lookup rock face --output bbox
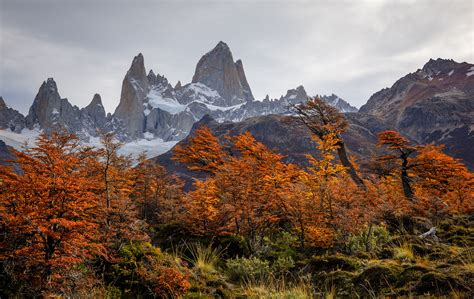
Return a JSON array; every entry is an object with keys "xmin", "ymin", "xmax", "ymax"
[
  {"xmin": 104, "ymin": 42, "xmax": 355, "ymax": 142},
  {"xmin": 0, "ymin": 97, "xmax": 25, "ymax": 133},
  {"xmin": 113, "ymin": 53, "xmax": 149, "ymax": 139},
  {"xmin": 23, "ymin": 78, "xmax": 107, "ymax": 138},
  {"xmin": 80, "ymin": 93, "xmax": 107, "ymax": 136},
  {"xmin": 0, "ymin": 139, "xmax": 18, "ymax": 172},
  {"xmin": 235, "ymin": 59, "xmax": 254, "ymax": 102},
  {"xmin": 191, "ymin": 41, "xmax": 250, "ymax": 105},
  {"xmin": 25, "ymin": 78, "xmax": 87, "ymax": 134},
  {"xmin": 320, "ymin": 94, "xmax": 358, "ymax": 113},
  {"xmin": 359, "ymin": 58, "xmax": 474, "ymax": 168},
  {"xmin": 26, "ymin": 78, "xmax": 64, "ymax": 129}
]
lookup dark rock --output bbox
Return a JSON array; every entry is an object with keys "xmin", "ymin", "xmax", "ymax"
[
  {"xmin": 192, "ymin": 41, "xmax": 246, "ymax": 105},
  {"xmin": 0, "ymin": 96, "xmax": 25, "ymax": 133}
]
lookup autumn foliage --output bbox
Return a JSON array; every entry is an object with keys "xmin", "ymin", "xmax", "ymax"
[
  {"xmin": 0, "ymin": 119, "xmax": 472, "ymax": 296},
  {"xmin": 0, "ymin": 132, "xmax": 189, "ymax": 297}
]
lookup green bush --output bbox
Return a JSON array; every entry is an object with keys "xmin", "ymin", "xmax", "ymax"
[
  {"xmin": 347, "ymin": 224, "xmax": 391, "ymax": 254},
  {"xmin": 226, "ymin": 256, "xmax": 271, "ymax": 282},
  {"xmin": 256, "ymin": 232, "xmax": 298, "ymax": 261},
  {"xmin": 271, "ymin": 256, "xmax": 295, "ymax": 276}
]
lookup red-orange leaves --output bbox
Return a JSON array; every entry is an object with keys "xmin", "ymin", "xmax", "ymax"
[
  {"xmin": 173, "ymin": 126, "xmax": 227, "ymax": 173},
  {"xmin": 0, "ymin": 132, "xmax": 102, "ymax": 292}
]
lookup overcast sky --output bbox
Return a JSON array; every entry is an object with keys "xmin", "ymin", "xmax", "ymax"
[{"xmin": 1, "ymin": 0, "xmax": 472, "ymax": 114}]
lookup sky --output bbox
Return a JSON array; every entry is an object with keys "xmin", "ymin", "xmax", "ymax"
[{"xmin": 0, "ymin": 0, "xmax": 472, "ymax": 114}]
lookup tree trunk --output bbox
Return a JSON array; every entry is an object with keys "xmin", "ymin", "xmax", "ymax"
[
  {"xmin": 401, "ymin": 154, "xmax": 414, "ymax": 200},
  {"xmin": 336, "ymin": 141, "xmax": 366, "ymax": 190}
]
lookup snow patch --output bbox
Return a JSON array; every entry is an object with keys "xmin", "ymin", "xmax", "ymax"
[
  {"xmin": 120, "ymin": 138, "xmax": 178, "ymax": 159},
  {"xmin": 52, "ymin": 108, "xmax": 59, "ymax": 115},
  {"xmin": 0, "ymin": 128, "xmax": 41, "ymax": 149},
  {"xmin": 195, "ymin": 101, "xmax": 245, "ymax": 112},
  {"xmin": 0, "ymin": 128, "xmax": 177, "ymax": 160},
  {"xmin": 448, "ymin": 70, "xmax": 454, "ymax": 76},
  {"xmin": 466, "ymin": 66, "xmax": 474, "ymax": 77},
  {"xmin": 143, "ymin": 131, "xmax": 154, "ymax": 140},
  {"xmin": 146, "ymin": 88, "xmax": 186, "ymax": 114}
]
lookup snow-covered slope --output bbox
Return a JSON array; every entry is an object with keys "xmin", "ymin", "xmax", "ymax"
[{"xmin": 0, "ymin": 128, "xmax": 177, "ymax": 159}]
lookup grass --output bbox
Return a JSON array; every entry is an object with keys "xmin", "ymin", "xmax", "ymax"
[
  {"xmin": 242, "ymin": 276, "xmax": 314, "ymax": 299},
  {"xmin": 393, "ymin": 243, "xmax": 415, "ymax": 261},
  {"xmin": 182, "ymin": 242, "xmax": 224, "ymax": 275}
]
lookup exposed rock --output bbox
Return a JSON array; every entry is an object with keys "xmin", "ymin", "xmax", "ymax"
[
  {"xmin": 26, "ymin": 78, "xmax": 63, "ymax": 129},
  {"xmin": 112, "ymin": 53, "xmax": 149, "ymax": 139},
  {"xmin": 235, "ymin": 59, "xmax": 254, "ymax": 102},
  {"xmin": 320, "ymin": 94, "xmax": 358, "ymax": 113},
  {"xmin": 25, "ymin": 78, "xmax": 83, "ymax": 133},
  {"xmin": 192, "ymin": 41, "xmax": 246, "ymax": 105},
  {"xmin": 80, "ymin": 93, "xmax": 107, "ymax": 136},
  {"xmin": 0, "ymin": 97, "xmax": 25, "ymax": 133},
  {"xmin": 174, "ymin": 81, "xmax": 182, "ymax": 90},
  {"xmin": 0, "ymin": 139, "xmax": 19, "ymax": 173}
]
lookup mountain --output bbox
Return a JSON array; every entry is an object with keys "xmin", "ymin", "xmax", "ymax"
[
  {"xmin": 0, "ymin": 96, "xmax": 25, "ymax": 133},
  {"xmin": 192, "ymin": 41, "xmax": 254, "ymax": 103},
  {"xmin": 0, "ymin": 42, "xmax": 358, "ymax": 147},
  {"xmin": 3, "ymin": 44, "xmax": 470, "ymax": 170},
  {"xmin": 320, "ymin": 94, "xmax": 358, "ymax": 113},
  {"xmin": 101, "ymin": 42, "xmax": 357, "ymax": 142},
  {"xmin": 22, "ymin": 78, "xmax": 108, "ymax": 139},
  {"xmin": 359, "ymin": 58, "xmax": 474, "ymax": 168}
]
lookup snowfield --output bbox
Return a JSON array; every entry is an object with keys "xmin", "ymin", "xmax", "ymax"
[
  {"xmin": 146, "ymin": 88, "xmax": 186, "ymax": 114},
  {"xmin": 0, "ymin": 128, "xmax": 177, "ymax": 160}
]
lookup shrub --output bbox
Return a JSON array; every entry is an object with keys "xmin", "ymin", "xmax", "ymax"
[
  {"xmin": 226, "ymin": 256, "xmax": 271, "ymax": 282},
  {"xmin": 347, "ymin": 224, "xmax": 391, "ymax": 254},
  {"xmin": 106, "ymin": 241, "xmax": 190, "ymax": 297}
]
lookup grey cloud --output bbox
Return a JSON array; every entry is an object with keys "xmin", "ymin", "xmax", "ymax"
[{"xmin": 0, "ymin": 0, "xmax": 472, "ymax": 115}]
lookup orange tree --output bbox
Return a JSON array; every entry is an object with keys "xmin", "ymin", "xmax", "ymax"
[
  {"xmin": 293, "ymin": 97, "xmax": 366, "ymax": 189},
  {"xmin": 0, "ymin": 132, "xmax": 102, "ymax": 294},
  {"xmin": 132, "ymin": 153, "xmax": 185, "ymax": 225},
  {"xmin": 378, "ymin": 130, "xmax": 473, "ymax": 216},
  {"xmin": 173, "ymin": 128, "xmax": 300, "ymax": 251},
  {"xmin": 411, "ymin": 145, "xmax": 474, "ymax": 215}
]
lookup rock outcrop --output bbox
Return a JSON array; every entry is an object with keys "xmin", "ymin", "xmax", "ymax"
[
  {"xmin": 235, "ymin": 59, "xmax": 254, "ymax": 102},
  {"xmin": 0, "ymin": 97, "xmax": 25, "ymax": 133},
  {"xmin": 320, "ymin": 94, "xmax": 358, "ymax": 113},
  {"xmin": 113, "ymin": 53, "xmax": 149, "ymax": 139},
  {"xmin": 191, "ymin": 41, "xmax": 248, "ymax": 105},
  {"xmin": 25, "ymin": 78, "xmax": 84, "ymax": 133}
]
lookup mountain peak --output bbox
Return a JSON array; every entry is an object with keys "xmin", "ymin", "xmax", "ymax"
[
  {"xmin": 422, "ymin": 58, "xmax": 459, "ymax": 74},
  {"xmin": 127, "ymin": 53, "xmax": 146, "ymax": 79},
  {"xmin": 41, "ymin": 77, "xmax": 58, "ymax": 92},
  {"xmin": 192, "ymin": 41, "xmax": 246, "ymax": 105},
  {"xmin": 0, "ymin": 96, "xmax": 5, "ymax": 108},
  {"xmin": 215, "ymin": 41, "xmax": 229, "ymax": 50},
  {"xmin": 234, "ymin": 59, "xmax": 254, "ymax": 101},
  {"xmin": 90, "ymin": 93, "xmax": 102, "ymax": 106}
]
